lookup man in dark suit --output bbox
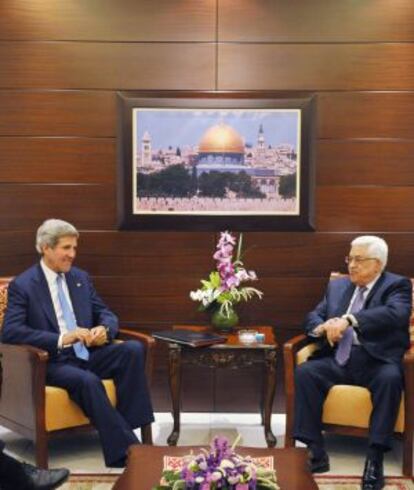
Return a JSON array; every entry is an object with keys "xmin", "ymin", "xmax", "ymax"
[
  {"xmin": 0, "ymin": 439, "xmax": 69, "ymax": 490},
  {"xmin": 2, "ymin": 219, "xmax": 154, "ymax": 468},
  {"xmin": 293, "ymin": 235, "xmax": 412, "ymax": 490}
]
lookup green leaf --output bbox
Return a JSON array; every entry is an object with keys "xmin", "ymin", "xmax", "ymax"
[
  {"xmin": 201, "ymin": 279, "xmax": 212, "ymax": 289},
  {"xmin": 209, "ymin": 271, "xmax": 221, "ymax": 288}
]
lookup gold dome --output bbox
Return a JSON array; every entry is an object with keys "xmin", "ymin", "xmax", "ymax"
[{"xmin": 199, "ymin": 123, "xmax": 244, "ymax": 154}]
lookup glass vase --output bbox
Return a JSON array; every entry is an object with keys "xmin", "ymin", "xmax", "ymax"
[{"xmin": 211, "ymin": 305, "xmax": 239, "ymax": 333}]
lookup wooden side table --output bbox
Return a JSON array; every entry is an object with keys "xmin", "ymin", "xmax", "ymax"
[{"xmin": 166, "ymin": 325, "xmax": 278, "ymax": 447}]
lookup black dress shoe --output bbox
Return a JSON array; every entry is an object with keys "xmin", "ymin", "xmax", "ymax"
[
  {"xmin": 308, "ymin": 452, "xmax": 330, "ymax": 473},
  {"xmin": 22, "ymin": 463, "xmax": 70, "ymax": 490},
  {"xmin": 361, "ymin": 458, "xmax": 384, "ymax": 490}
]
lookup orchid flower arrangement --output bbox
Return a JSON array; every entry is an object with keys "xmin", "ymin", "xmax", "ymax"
[
  {"xmin": 190, "ymin": 232, "xmax": 263, "ymax": 318},
  {"xmin": 153, "ymin": 436, "xmax": 279, "ymax": 490}
]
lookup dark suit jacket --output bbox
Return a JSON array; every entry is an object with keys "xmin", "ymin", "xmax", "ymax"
[
  {"xmin": 305, "ymin": 271, "xmax": 412, "ymax": 363},
  {"xmin": 1, "ymin": 263, "xmax": 118, "ymax": 358}
]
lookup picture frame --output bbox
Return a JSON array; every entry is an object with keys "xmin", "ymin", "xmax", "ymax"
[{"xmin": 117, "ymin": 91, "xmax": 315, "ymax": 231}]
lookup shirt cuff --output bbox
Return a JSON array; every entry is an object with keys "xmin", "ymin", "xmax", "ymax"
[
  {"xmin": 104, "ymin": 326, "xmax": 111, "ymax": 343},
  {"xmin": 58, "ymin": 333, "xmax": 64, "ymax": 350}
]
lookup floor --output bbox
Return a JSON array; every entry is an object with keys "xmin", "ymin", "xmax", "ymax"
[{"xmin": 0, "ymin": 413, "xmax": 404, "ymax": 476}]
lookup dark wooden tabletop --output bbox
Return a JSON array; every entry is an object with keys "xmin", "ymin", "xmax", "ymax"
[
  {"xmin": 113, "ymin": 445, "xmax": 317, "ymax": 490},
  {"xmin": 172, "ymin": 325, "xmax": 278, "ymax": 349}
]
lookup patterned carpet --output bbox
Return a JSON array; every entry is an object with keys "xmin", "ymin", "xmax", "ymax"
[
  {"xmin": 61, "ymin": 474, "xmax": 414, "ymax": 489},
  {"xmin": 60, "ymin": 474, "xmax": 117, "ymax": 489},
  {"xmin": 315, "ymin": 475, "xmax": 414, "ymax": 490}
]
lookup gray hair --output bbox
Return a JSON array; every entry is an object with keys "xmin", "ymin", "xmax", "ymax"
[
  {"xmin": 36, "ymin": 219, "xmax": 79, "ymax": 254},
  {"xmin": 351, "ymin": 235, "xmax": 388, "ymax": 270}
]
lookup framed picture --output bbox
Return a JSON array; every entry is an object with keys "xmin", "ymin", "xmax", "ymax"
[{"xmin": 117, "ymin": 92, "xmax": 315, "ymax": 231}]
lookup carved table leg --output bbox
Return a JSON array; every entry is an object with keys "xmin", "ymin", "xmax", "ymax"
[
  {"xmin": 259, "ymin": 365, "xmax": 265, "ymax": 426},
  {"xmin": 167, "ymin": 345, "xmax": 182, "ymax": 446},
  {"xmin": 263, "ymin": 349, "xmax": 277, "ymax": 447}
]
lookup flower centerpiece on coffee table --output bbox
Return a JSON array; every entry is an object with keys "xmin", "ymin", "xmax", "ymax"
[
  {"xmin": 190, "ymin": 231, "xmax": 263, "ymax": 331},
  {"xmin": 153, "ymin": 436, "xmax": 279, "ymax": 490}
]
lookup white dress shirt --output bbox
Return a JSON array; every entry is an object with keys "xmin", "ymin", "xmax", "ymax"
[{"xmin": 40, "ymin": 260, "xmax": 75, "ymax": 348}]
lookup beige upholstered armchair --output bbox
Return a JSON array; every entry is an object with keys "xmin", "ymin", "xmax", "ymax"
[
  {"xmin": 0, "ymin": 277, "xmax": 155, "ymax": 468},
  {"xmin": 283, "ymin": 274, "xmax": 414, "ymax": 476}
]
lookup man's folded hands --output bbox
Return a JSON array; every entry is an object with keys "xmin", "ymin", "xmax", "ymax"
[{"xmin": 314, "ymin": 317, "xmax": 350, "ymax": 346}]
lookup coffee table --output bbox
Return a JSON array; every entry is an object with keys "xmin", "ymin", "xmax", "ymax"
[
  {"xmin": 113, "ymin": 445, "xmax": 317, "ymax": 489},
  {"xmin": 167, "ymin": 325, "xmax": 278, "ymax": 447}
]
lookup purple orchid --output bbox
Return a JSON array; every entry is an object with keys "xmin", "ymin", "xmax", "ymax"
[{"xmin": 189, "ymin": 231, "xmax": 263, "ymax": 317}]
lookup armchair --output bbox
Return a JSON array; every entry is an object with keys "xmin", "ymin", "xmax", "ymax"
[
  {"xmin": 0, "ymin": 277, "xmax": 155, "ymax": 468},
  {"xmin": 284, "ymin": 274, "xmax": 414, "ymax": 476}
]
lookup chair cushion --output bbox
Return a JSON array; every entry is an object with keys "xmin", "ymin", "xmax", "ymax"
[
  {"xmin": 45, "ymin": 379, "xmax": 117, "ymax": 431},
  {"xmin": 322, "ymin": 385, "xmax": 404, "ymax": 433}
]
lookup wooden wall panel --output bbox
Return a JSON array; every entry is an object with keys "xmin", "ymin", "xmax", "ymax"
[
  {"xmin": 92, "ymin": 276, "xmax": 326, "ymax": 329},
  {"xmin": 317, "ymin": 141, "xmax": 414, "ymax": 186},
  {"xmin": 219, "ymin": 0, "xmax": 414, "ymax": 42},
  {"xmin": 3, "ymin": 91, "xmax": 414, "ymax": 140},
  {"xmin": 0, "ymin": 0, "xmax": 216, "ymax": 42},
  {"xmin": 0, "ymin": 185, "xmax": 115, "ymax": 230},
  {"xmin": 0, "ymin": 43, "xmax": 216, "ymax": 90},
  {"xmin": 0, "ymin": 91, "xmax": 116, "ymax": 137},
  {"xmin": 218, "ymin": 44, "xmax": 414, "ymax": 91},
  {"xmin": 318, "ymin": 92, "xmax": 414, "ymax": 140},
  {"xmin": 0, "ymin": 138, "xmax": 115, "ymax": 183},
  {"xmin": 317, "ymin": 187, "xmax": 414, "ymax": 232},
  {"xmin": 0, "ymin": 232, "xmax": 33, "ymax": 256}
]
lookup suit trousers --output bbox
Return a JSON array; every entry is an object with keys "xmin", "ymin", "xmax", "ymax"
[
  {"xmin": 46, "ymin": 341, "xmax": 154, "ymax": 466},
  {"xmin": 0, "ymin": 439, "xmax": 32, "ymax": 490},
  {"xmin": 293, "ymin": 345, "xmax": 403, "ymax": 450}
]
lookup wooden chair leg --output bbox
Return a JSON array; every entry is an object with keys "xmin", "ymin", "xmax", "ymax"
[
  {"xmin": 284, "ymin": 409, "xmax": 296, "ymax": 448},
  {"xmin": 402, "ymin": 429, "xmax": 413, "ymax": 477},
  {"xmin": 35, "ymin": 431, "xmax": 49, "ymax": 469},
  {"xmin": 284, "ymin": 434, "xmax": 295, "ymax": 448},
  {"xmin": 141, "ymin": 423, "xmax": 153, "ymax": 445}
]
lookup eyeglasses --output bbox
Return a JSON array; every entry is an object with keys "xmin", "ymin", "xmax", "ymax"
[{"xmin": 345, "ymin": 256, "xmax": 377, "ymax": 265}]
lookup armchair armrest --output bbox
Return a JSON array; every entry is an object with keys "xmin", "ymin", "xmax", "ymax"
[
  {"xmin": 0, "ymin": 343, "xmax": 48, "ymax": 437},
  {"xmin": 403, "ymin": 346, "xmax": 414, "ymax": 428},
  {"xmin": 283, "ymin": 334, "xmax": 310, "ymax": 401},
  {"xmin": 118, "ymin": 328, "xmax": 155, "ymax": 385}
]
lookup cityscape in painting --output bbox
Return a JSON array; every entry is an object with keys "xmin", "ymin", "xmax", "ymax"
[{"xmin": 133, "ymin": 109, "xmax": 301, "ymax": 215}]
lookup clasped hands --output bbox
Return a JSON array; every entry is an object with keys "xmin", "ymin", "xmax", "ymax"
[
  {"xmin": 313, "ymin": 317, "xmax": 350, "ymax": 346},
  {"xmin": 62, "ymin": 326, "xmax": 107, "ymax": 348}
]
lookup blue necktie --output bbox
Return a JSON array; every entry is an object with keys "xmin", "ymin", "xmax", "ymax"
[
  {"xmin": 56, "ymin": 274, "xmax": 89, "ymax": 361},
  {"xmin": 335, "ymin": 286, "xmax": 367, "ymax": 366}
]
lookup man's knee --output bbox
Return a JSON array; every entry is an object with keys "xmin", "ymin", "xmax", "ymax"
[
  {"xmin": 80, "ymin": 371, "xmax": 104, "ymax": 391},
  {"xmin": 295, "ymin": 362, "xmax": 315, "ymax": 386},
  {"xmin": 371, "ymin": 366, "xmax": 403, "ymax": 392},
  {"xmin": 120, "ymin": 340, "xmax": 144, "ymax": 355},
  {"xmin": 118, "ymin": 341, "xmax": 145, "ymax": 365}
]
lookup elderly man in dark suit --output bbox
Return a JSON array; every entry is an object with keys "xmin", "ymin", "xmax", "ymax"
[
  {"xmin": 2, "ymin": 219, "xmax": 154, "ymax": 468},
  {"xmin": 293, "ymin": 235, "xmax": 412, "ymax": 490}
]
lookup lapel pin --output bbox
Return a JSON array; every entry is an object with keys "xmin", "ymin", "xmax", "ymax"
[{"xmin": 77, "ymin": 283, "xmax": 82, "ymax": 287}]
